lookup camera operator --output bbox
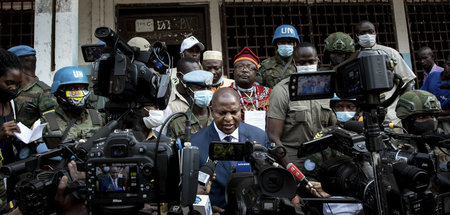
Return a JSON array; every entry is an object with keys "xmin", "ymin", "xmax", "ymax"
[
  {"xmin": 42, "ymin": 66, "xmax": 104, "ymax": 142},
  {"xmin": 267, "ymin": 43, "xmax": 336, "ymax": 177},
  {"xmin": 167, "ymin": 70, "xmax": 214, "ymax": 140},
  {"xmin": 330, "ymin": 95, "xmax": 362, "ymax": 124},
  {"xmin": 395, "ymin": 90, "xmax": 448, "ymax": 157},
  {"xmin": 191, "ymin": 88, "xmax": 270, "ymax": 212}
]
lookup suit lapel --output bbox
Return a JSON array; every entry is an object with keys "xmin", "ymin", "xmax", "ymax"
[
  {"xmin": 208, "ymin": 122, "xmax": 220, "ymax": 142},
  {"xmin": 238, "ymin": 123, "xmax": 247, "ymax": 142}
]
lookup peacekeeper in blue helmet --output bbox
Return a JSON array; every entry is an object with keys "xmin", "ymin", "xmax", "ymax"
[
  {"xmin": 330, "ymin": 94, "xmax": 362, "ymax": 124},
  {"xmin": 257, "ymin": 24, "xmax": 300, "ymax": 88},
  {"xmin": 42, "ymin": 66, "xmax": 104, "ymax": 143}
]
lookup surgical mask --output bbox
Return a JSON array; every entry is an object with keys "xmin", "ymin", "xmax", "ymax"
[
  {"xmin": 143, "ymin": 109, "xmax": 165, "ymax": 129},
  {"xmin": 358, "ymin": 34, "xmax": 376, "ymax": 48},
  {"xmin": 103, "ymin": 166, "xmax": 110, "ymax": 173},
  {"xmin": 0, "ymin": 87, "xmax": 17, "ymax": 103},
  {"xmin": 65, "ymin": 90, "xmax": 90, "ymax": 107},
  {"xmin": 412, "ymin": 119, "xmax": 438, "ymax": 134},
  {"xmin": 278, "ymin": 45, "xmax": 294, "ymax": 57},
  {"xmin": 193, "ymin": 90, "xmax": 213, "ymax": 107},
  {"xmin": 336, "ymin": 111, "xmax": 356, "ymax": 122},
  {"xmin": 296, "ymin": 64, "xmax": 317, "ymax": 73}
]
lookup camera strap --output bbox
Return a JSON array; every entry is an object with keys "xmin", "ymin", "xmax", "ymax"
[
  {"xmin": 277, "ymin": 56, "xmax": 293, "ymax": 83},
  {"xmin": 61, "ymin": 118, "xmax": 76, "ymax": 141}
]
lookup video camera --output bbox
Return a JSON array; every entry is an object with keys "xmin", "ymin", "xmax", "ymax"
[
  {"xmin": 209, "ymin": 141, "xmax": 303, "ymax": 215},
  {"xmin": 86, "ymin": 27, "xmax": 171, "ymax": 111},
  {"xmin": 299, "ymin": 126, "xmax": 448, "ymax": 214},
  {"xmin": 85, "ymin": 130, "xmax": 180, "ymax": 212},
  {"xmin": 288, "ymin": 49, "xmax": 394, "ymax": 101},
  {"xmin": 0, "ymin": 27, "xmax": 186, "ymax": 215}
]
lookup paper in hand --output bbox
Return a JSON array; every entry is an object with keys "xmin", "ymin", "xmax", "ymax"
[{"xmin": 14, "ymin": 119, "xmax": 48, "ymax": 144}]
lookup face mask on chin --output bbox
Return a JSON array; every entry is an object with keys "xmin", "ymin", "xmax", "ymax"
[
  {"xmin": 296, "ymin": 64, "xmax": 318, "ymax": 73},
  {"xmin": 358, "ymin": 34, "xmax": 376, "ymax": 48},
  {"xmin": 0, "ymin": 87, "xmax": 18, "ymax": 103}
]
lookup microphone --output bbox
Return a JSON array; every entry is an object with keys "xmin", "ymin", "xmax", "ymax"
[
  {"xmin": 198, "ymin": 158, "xmax": 216, "ymax": 186},
  {"xmin": 287, "ymin": 163, "xmax": 314, "ymax": 189},
  {"xmin": 343, "ymin": 121, "xmax": 364, "ymax": 133}
]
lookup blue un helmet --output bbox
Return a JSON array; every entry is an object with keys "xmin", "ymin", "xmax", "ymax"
[
  {"xmin": 272, "ymin": 25, "xmax": 300, "ymax": 44},
  {"xmin": 51, "ymin": 66, "xmax": 89, "ymax": 94}
]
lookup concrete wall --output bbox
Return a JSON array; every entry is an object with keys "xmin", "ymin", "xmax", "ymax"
[
  {"xmin": 36, "ymin": 0, "xmax": 413, "ymax": 83},
  {"xmin": 77, "ymin": 0, "xmax": 223, "ymax": 67}
]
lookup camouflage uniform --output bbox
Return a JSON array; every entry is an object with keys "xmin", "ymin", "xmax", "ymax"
[
  {"xmin": 268, "ymin": 78, "xmax": 336, "ymax": 180},
  {"xmin": 167, "ymin": 108, "xmax": 213, "ymax": 140},
  {"xmin": 257, "ymin": 54, "xmax": 296, "ymax": 88},
  {"xmin": 42, "ymin": 105, "xmax": 104, "ymax": 141},
  {"xmin": 14, "ymin": 77, "xmax": 57, "ymax": 128}
]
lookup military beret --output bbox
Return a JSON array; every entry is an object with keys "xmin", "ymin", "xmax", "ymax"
[
  {"xmin": 8, "ymin": 45, "xmax": 36, "ymax": 57},
  {"xmin": 183, "ymin": 70, "xmax": 214, "ymax": 87}
]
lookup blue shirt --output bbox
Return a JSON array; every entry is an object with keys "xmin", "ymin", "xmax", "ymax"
[{"xmin": 421, "ymin": 71, "xmax": 450, "ymax": 108}]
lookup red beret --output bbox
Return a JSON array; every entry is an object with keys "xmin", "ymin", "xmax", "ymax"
[{"xmin": 233, "ymin": 47, "xmax": 260, "ymax": 69}]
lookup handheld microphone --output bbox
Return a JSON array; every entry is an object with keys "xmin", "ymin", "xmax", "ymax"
[
  {"xmin": 287, "ymin": 163, "xmax": 314, "ymax": 189},
  {"xmin": 198, "ymin": 158, "xmax": 216, "ymax": 186}
]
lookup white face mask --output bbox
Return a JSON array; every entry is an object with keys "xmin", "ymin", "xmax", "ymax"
[
  {"xmin": 358, "ymin": 34, "xmax": 376, "ymax": 48},
  {"xmin": 296, "ymin": 64, "xmax": 317, "ymax": 73},
  {"xmin": 143, "ymin": 109, "xmax": 165, "ymax": 129}
]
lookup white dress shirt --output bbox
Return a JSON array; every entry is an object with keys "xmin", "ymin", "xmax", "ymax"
[{"xmin": 214, "ymin": 122, "xmax": 239, "ymax": 142}]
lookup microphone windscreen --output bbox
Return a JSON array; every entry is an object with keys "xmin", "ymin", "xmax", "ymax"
[
  {"xmin": 287, "ymin": 163, "xmax": 305, "ymax": 181},
  {"xmin": 343, "ymin": 121, "xmax": 364, "ymax": 133},
  {"xmin": 199, "ymin": 159, "xmax": 216, "ymax": 177}
]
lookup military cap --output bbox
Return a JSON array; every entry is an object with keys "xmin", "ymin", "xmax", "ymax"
[
  {"xmin": 183, "ymin": 70, "xmax": 214, "ymax": 86},
  {"xmin": 233, "ymin": 47, "xmax": 260, "ymax": 69},
  {"xmin": 8, "ymin": 45, "xmax": 36, "ymax": 57}
]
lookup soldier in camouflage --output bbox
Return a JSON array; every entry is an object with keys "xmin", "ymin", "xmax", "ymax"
[
  {"xmin": 43, "ymin": 66, "xmax": 103, "ymax": 142},
  {"xmin": 396, "ymin": 90, "xmax": 441, "ymax": 148},
  {"xmin": 167, "ymin": 70, "xmax": 214, "ymax": 140},
  {"xmin": 8, "ymin": 45, "xmax": 57, "ymax": 128},
  {"xmin": 257, "ymin": 25, "xmax": 300, "ymax": 88},
  {"xmin": 322, "ymin": 32, "xmax": 355, "ymax": 70}
]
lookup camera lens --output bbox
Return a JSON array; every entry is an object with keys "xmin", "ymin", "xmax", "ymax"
[{"xmin": 393, "ymin": 162, "xmax": 429, "ymax": 193}]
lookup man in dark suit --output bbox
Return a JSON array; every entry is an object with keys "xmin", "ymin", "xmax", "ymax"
[
  {"xmin": 191, "ymin": 88, "xmax": 270, "ymax": 211},
  {"xmin": 100, "ymin": 167, "xmax": 124, "ymax": 191}
]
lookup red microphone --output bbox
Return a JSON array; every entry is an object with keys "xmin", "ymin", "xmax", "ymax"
[{"xmin": 287, "ymin": 163, "xmax": 314, "ymax": 189}]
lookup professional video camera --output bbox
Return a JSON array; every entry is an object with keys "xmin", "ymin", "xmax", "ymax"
[
  {"xmin": 287, "ymin": 48, "xmax": 450, "ymax": 214},
  {"xmin": 0, "ymin": 27, "xmax": 188, "ymax": 215},
  {"xmin": 0, "ymin": 142, "xmax": 85, "ymax": 215},
  {"xmin": 298, "ymin": 126, "xmax": 449, "ymax": 214},
  {"xmin": 209, "ymin": 141, "xmax": 303, "ymax": 215}
]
